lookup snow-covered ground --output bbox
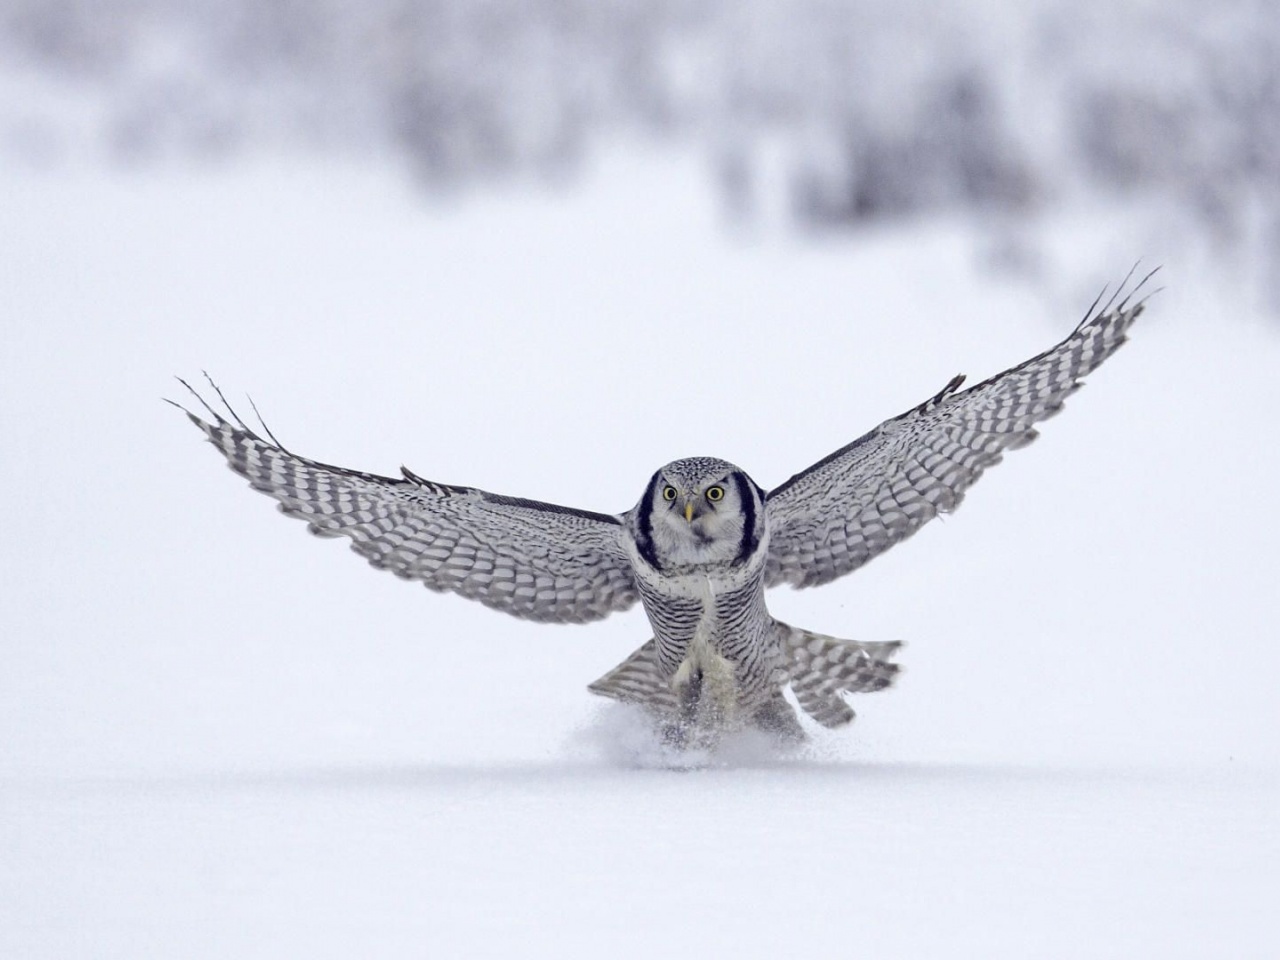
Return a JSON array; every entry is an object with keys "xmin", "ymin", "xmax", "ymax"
[{"xmin": 2, "ymin": 148, "xmax": 1277, "ymax": 957}]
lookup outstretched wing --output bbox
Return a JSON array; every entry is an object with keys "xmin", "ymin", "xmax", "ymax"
[
  {"xmin": 764, "ymin": 273, "xmax": 1153, "ymax": 589},
  {"xmin": 175, "ymin": 382, "xmax": 639, "ymax": 624}
]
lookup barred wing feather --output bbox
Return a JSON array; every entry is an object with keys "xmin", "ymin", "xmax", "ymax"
[
  {"xmin": 764, "ymin": 278, "xmax": 1150, "ymax": 589},
  {"xmin": 178, "ymin": 388, "xmax": 639, "ymax": 624}
]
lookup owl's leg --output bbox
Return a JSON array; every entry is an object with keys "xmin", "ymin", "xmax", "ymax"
[
  {"xmin": 750, "ymin": 691, "xmax": 807, "ymax": 744},
  {"xmin": 649, "ymin": 669, "xmax": 702, "ymax": 749},
  {"xmin": 666, "ymin": 666, "xmax": 724, "ymax": 751},
  {"xmin": 658, "ymin": 718, "xmax": 693, "ymax": 749}
]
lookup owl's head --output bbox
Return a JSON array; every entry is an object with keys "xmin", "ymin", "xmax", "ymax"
[{"xmin": 632, "ymin": 456, "xmax": 765, "ymax": 570}]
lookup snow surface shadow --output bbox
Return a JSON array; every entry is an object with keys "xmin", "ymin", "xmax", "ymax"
[
  {"xmin": 7, "ymin": 757, "xmax": 1263, "ymax": 798},
  {"xmin": 7, "ymin": 710, "xmax": 1267, "ymax": 795}
]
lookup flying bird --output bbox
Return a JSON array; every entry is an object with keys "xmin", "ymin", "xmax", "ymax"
[{"xmin": 175, "ymin": 276, "xmax": 1151, "ymax": 748}]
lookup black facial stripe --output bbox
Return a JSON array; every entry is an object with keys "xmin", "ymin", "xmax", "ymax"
[
  {"xmin": 731, "ymin": 471, "xmax": 759, "ymax": 566},
  {"xmin": 634, "ymin": 469, "xmax": 665, "ymax": 572}
]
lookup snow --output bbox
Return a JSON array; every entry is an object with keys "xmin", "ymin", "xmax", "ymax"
[{"xmin": 2, "ymin": 147, "xmax": 1277, "ymax": 957}]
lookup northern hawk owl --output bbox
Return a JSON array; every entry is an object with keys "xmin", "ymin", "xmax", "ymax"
[{"xmin": 175, "ymin": 278, "xmax": 1150, "ymax": 748}]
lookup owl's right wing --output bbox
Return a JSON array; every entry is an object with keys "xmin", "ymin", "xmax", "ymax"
[
  {"xmin": 175, "ymin": 381, "xmax": 640, "ymax": 624},
  {"xmin": 764, "ymin": 274, "xmax": 1152, "ymax": 589}
]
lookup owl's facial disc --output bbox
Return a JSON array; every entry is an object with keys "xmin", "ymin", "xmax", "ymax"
[
  {"xmin": 640, "ymin": 459, "xmax": 752, "ymax": 568},
  {"xmin": 665, "ymin": 481, "xmax": 720, "ymax": 525},
  {"xmin": 665, "ymin": 480, "xmax": 733, "ymax": 548}
]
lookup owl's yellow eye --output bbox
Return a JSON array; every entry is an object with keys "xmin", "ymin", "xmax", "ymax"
[
  {"xmin": 662, "ymin": 485, "xmax": 678, "ymax": 502},
  {"xmin": 705, "ymin": 485, "xmax": 725, "ymax": 502}
]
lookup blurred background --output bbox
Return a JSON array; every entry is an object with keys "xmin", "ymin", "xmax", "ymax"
[
  {"xmin": 2, "ymin": 4, "xmax": 1278, "ymax": 956},
  {"xmin": 3, "ymin": 0, "xmax": 1279, "ymax": 305}
]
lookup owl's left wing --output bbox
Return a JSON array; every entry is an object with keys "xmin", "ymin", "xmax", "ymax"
[
  {"xmin": 764, "ymin": 275, "xmax": 1151, "ymax": 589},
  {"xmin": 175, "ymin": 382, "xmax": 639, "ymax": 624}
]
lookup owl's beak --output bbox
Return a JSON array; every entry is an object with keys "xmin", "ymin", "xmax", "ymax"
[{"xmin": 684, "ymin": 501, "xmax": 695, "ymax": 523}]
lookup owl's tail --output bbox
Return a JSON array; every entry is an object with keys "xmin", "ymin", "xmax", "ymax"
[
  {"xmin": 586, "ymin": 639, "xmax": 677, "ymax": 713},
  {"xmin": 777, "ymin": 623, "xmax": 902, "ymax": 729},
  {"xmin": 585, "ymin": 626, "xmax": 902, "ymax": 731}
]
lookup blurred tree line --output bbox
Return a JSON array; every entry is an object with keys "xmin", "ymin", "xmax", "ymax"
[{"xmin": 3, "ymin": 0, "xmax": 1277, "ymax": 301}]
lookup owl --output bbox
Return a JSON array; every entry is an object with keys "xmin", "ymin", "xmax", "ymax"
[{"xmin": 175, "ymin": 276, "xmax": 1151, "ymax": 748}]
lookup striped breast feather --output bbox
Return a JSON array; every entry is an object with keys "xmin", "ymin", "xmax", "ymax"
[
  {"xmin": 174, "ymin": 378, "xmax": 639, "ymax": 624},
  {"xmin": 764, "ymin": 269, "xmax": 1155, "ymax": 589}
]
